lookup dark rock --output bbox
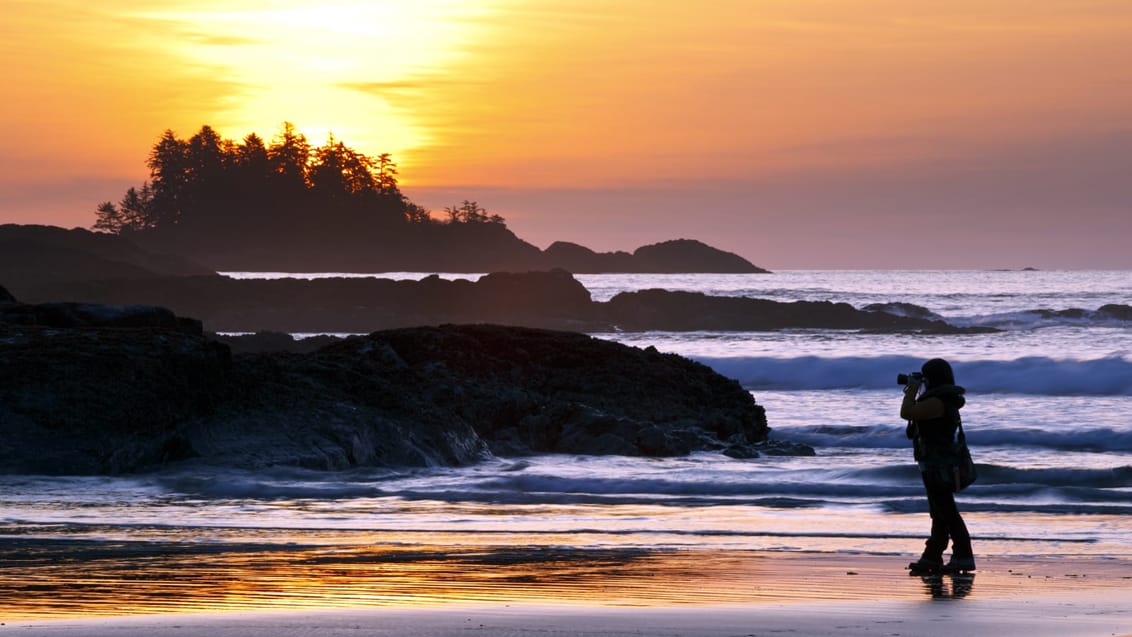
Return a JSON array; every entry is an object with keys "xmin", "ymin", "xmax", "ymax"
[
  {"xmin": 347, "ymin": 324, "xmax": 769, "ymax": 458},
  {"xmin": 543, "ymin": 242, "xmax": 640, "ymax": 273},
  {"xmin": 0, "ymin": 224, "xmax": 212, "ymax": 299},
  {"xmin": 0, "ymin": 318, "xmax": 771, "ymax": 475},
  {"xmin": 1, "ymin": 296, "xmax": 202, "ymax": 335},
  {"xmin": 21, "ymin": 270, "xmax": 607, "ymax": 334},
  {"xmin": 1029, "ymin": 308, "xmax": 1090, "ymax": 320},
  {"xmin": 544, "ymin": 241, "xmax": 601, "ymax": 263},
  {"xmin": 131, "ymin": 218, "xmax": 763, "ymax": 274},
  {"xmin": 17, "ymin": 269, "xmax": 1000, "ymax": 335},
  {"xmin": 0, "ymin": 320, "xmax": 489, "ymax": 474},
  {"xmin": 542, "ymin": 239, "xmax": 767, "ymax": 274},
  {"xmin": 632, "ymin": 239, "xmax": 769, "ymax": 273},
  {"xmin": 133, "ymin": 216, "xmax": 548, "ymax": 273},
  {"xmin": 1097, "ymin": 304, "xmax": 1132, "ymax": 321},
  {"xmin": 4, "ymin": 223, "xmax": 766, "ymax": 286},
  {"xmin": 724, "ymin": 439, "xmax": 815, "ymax": 459},
  {"xmin": 1, "ymin": 301, "xmax": 200, "ymax": 335},
  {"xmin": 754, "ymin": 440, "xmax": 817, "ymax": 456},
  {"xmin": 863, "ymin": 302, "xmax": 943, "ymax": 321},
  {"xmin": 6, "ymin": 225, "xmax": 998, "ymax": 335},
  {"xmin": 723, "ymin": 445, "xmax": 760, "ymax": 459},
  {"xmin": 455, "ymin": 269, "xmax": 595, "ymax": 325},
  {"xmin": 212, "ymin": 331, "xmax": 342, "ymax": 354},
  {"xmin": 0, "ymin": 323, "xmax": 232, "ymax": 474},
  {"xmin": 602, "ymin": 289, "xmax": 995, "ymax": 333},
  {"xmin": 16, "ymin": 267, "xmax": 1001, "ymax": 335},
  {"xmin": 0, "ymin": 284, "xmax": 14, "ymax": 303}
]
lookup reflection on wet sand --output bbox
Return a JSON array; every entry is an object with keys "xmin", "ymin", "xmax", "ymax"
[
  {"xmin": 2, "ymin": 540, "xmax": 1128, "ymax": 619},
  {"xmin": 918, "ymin": 573, "xmax": 976, "ymax": 599}
]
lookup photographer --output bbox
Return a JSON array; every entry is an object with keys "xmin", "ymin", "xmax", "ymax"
[{"xmin": 900, "ymin": 358, "xmax": 975, "ymax": 575}]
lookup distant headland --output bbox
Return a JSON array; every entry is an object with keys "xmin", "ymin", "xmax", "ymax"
[
  {"xmin": 89, "ymin": 123, "xmax": 768, "ymax": 274},
  {"xmin": 1, "ymin": 224, "xmax": 1001, "ymax": 336}
]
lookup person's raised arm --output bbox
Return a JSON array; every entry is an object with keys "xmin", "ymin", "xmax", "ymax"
[{"xmin": 900, "ymin": 378, "xmax": 944, "ymax": 420}]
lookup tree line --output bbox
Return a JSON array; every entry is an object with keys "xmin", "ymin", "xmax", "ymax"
[{"xmin": 94, "ymin": 123, "xmax": 502, "ymax": 236}]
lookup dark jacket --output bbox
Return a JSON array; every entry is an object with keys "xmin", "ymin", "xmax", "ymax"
[{"xmin": 906, "ymin": 384, "xmax": 966, "ymax": 465}]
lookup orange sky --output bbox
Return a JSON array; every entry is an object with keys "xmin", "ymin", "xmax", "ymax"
[{"xmin": 2, "ymin": 0, "xmax": 1131, "ymax": 268}]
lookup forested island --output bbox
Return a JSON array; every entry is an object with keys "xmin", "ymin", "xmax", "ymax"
[{"xmin": 92, "ymin": 123, "xmax": 766, "ymax": 274}]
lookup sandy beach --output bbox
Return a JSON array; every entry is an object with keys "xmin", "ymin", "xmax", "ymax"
[
  {"xmin": 7, "ymin": 597, "xmax": 1131, "ymax": 637},
  {"xmin": 4, "ymin": 551, "xmax": 1130, "ymax": 636}
]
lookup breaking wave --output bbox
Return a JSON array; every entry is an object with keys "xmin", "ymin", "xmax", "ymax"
[{"xmin": 697, "ymin": 355, "xmax": 1132, "ymax": 395}]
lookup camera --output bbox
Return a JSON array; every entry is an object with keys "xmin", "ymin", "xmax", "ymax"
[{"xmin": 897, "ymin": 372, "xmax": 923, "ymax": 385}]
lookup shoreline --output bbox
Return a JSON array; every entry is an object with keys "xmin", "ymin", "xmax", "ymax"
[
  {"xmin": 9, "ymin": 595, "xmax": 1131, "ymax": 637},
  {"xmin": 4, "ymin": 551, "xmax": 1131, "ymax": 635}
]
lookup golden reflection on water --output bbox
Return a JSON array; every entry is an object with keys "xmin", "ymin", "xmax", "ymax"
[
  {"xmin": 0, "ymin": 542, "xmax": 817, "ymax": 618},
  {"xmin": 2, "ymin": 540, "xmax": 1129, "ymax": 620}
]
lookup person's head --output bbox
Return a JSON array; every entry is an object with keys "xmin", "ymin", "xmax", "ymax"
[{"xmin": 921, "ymin": 358, "xmax": 955, "ymax": 389}]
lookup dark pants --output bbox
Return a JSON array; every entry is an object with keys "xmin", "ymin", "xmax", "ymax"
[{"xmin": 921, "ymin": 473, "xmax": 973, "ymax": 560}]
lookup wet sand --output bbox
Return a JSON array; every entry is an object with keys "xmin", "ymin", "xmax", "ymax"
[
  {"xmin": 8, "ymin": 596, "xmax": 1130, "ymax": 637},
  {"xmin": 3, "ymin": 548, "xmax": 1131, "ymax": 636}
]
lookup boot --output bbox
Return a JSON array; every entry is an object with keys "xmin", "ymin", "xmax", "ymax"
[
  {"xmin": 907, "ymin": 557, "xmax": 943, "ymax": 575},
  {"xmin": 943, "ymin": 555, "xmax": 976, "ymax": 573}
]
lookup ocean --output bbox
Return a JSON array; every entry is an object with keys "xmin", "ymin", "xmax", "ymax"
[{"xmin": 2, "ymin": 269, "xmax": 1130, "ymax": 615}]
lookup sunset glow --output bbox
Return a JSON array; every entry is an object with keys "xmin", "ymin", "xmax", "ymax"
[
  {"xmin": 3, "ymin": 0, "xmax": 1131, "ymax": 267},
  {"xmin": 123, "ymin": 2, "xmax": 499, "ymax": 162}
]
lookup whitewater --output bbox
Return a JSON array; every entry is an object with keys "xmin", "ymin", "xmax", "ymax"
[{"xmin": 3, "ymin": 270, "xmax": 1131, "ymax": 572}]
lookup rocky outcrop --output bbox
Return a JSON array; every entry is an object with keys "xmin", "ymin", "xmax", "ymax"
[
  {"xmin": 214, "ymin": 331, "xmax": 341, "ymax": 354},
  {"xmin": 631, "ymin": 239, "xmax": 769, "ymax": 273},
  {"xmin": 19, "ymin": 269, "xmax": 604, "ymax": 333},
  {"xmin": 1098, "ymin": 304, "xmax": 1132, "ymax": 321},
  {"xmin": 543, "ymin": 241, "xmax": 635, "ymax": 273},
  {"xmin": 603, "ymin": 289, "xmax": 993, "ymax": 333},
  {"xmin": 5, "ymin": 224, "xmax": 995, "ymax": 335},
  {"xmin": 0, "ymin": 224, "xmax": 211, "ymax": 296},
  {"xmin": 0, "ymin": 299, "xmax": 203, "ymax": 334},
  {"xmin": 349, "ymin": 324, "xmax": 768, "ymax": 458},
  {"xmin": 133, "ymin": 215, "xmax": 549, "ymax": 274},
  {"xmin": 13, "ymin": 270, "xmax": 996, "ymax": 335},
  {"xmin": 542, "ymin": 239, "xmax": 767, "ymax": 274},
  {"xmin": 1027, "ymin": 305, "xmax": 1132, "ymax": 322},
  {"xmin": 862, "ymin": 302, "xmax": 944, "ymax": 321},
  {"xmin": 143, "ymin": 223, "xmax": 765, "ymax": 273},
  {"xmin": 2, "ymin": 223, "xmax": 765, "ymax": 282},
  {"xmin": 1, "ymin": 226, "xmax": 1004, "ymax": 336},
  {"xmin": 0, "ymin": 322, "xmax": 232, "ymax": 474},
  {"xmin": 1, "ymin": 306, "xmax": 775, "ymax": 475}
]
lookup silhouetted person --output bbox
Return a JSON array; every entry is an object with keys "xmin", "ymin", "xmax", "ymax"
[{"xmin": 901, "ymin": 358, "xmax": 975, "ymax": 574}]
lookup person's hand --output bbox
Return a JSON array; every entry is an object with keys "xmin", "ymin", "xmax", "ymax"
[{"xmin": 904, "ymin": 376, "xmax": 921, "ymax": 396}]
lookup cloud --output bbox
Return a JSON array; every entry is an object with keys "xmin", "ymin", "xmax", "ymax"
[{"xmin": 341, "ymin": 78, "xmax": 477, "ymax": 95}]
